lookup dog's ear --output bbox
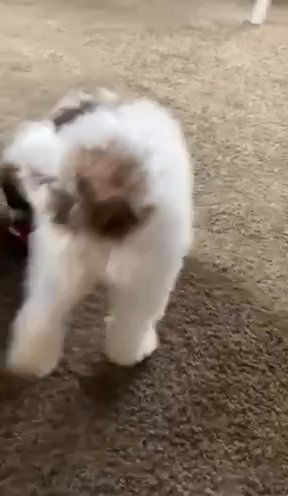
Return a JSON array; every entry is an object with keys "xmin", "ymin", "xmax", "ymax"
[
  {"xmin": 71, "ymin": 146, "xmax": 154, "ymax": 240},
  {"xmin": 77, "ymin": 176, "xmax": 152, "ymax": 239},
  {"xmin": 49, "ymin": 91, "xmax": 96, "ymax": 129},
  {"xmin": 49, "ymin": 88, "xmax": 120, "ymax": 130}
]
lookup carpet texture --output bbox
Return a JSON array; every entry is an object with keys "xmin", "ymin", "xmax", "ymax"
[{"xmin": 1, "ymin": 1, "xmax": 288, "ymax": 495}]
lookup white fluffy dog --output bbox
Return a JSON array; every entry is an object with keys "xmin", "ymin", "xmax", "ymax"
[{"xmin": 2, "ymin": 89, "xmax": 193, "ymax": 377}]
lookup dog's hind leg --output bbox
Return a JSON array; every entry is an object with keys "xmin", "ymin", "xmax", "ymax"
[{"xmin": 104, "ymin": 256, "xmax": 182, "ymax": 367}]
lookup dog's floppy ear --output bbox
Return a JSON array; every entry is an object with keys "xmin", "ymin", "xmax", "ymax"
[
  {"xmin": 49, "ymin": 91, "xmax": 95, "ymax": 129},
  {"xmin": 49, "ymin": 88, "xmax": 120, "ymax": 130},
  {"xmin": 71, "ymin": 145, "xmax": 153, "ymax": 240}
]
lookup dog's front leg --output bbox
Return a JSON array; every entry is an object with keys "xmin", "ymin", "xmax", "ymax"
[
  {"xmin": 105, "ymin": 257, "xmax": 182, "ymax": 367},
  {"xmin": 7, "ymin": 224, "xmax": 88, "ymax": 377}
]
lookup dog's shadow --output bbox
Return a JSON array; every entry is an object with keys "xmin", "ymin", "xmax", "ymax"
[{"xmin": 75, "ymin": 258, "xmax": 288, "ymax": 415}]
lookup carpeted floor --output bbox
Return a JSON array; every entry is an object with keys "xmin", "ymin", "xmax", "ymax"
[{"xmin": 1, "ymin": 1, "xmax": 288, "ymax": 494}]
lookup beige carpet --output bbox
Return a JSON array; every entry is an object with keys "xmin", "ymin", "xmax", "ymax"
[{"xmin": 1, "ymin": 1, "xmax": 288, "ymax": 494}]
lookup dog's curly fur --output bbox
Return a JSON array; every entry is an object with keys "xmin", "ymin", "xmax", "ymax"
[{"xmin": 1, "ymin": 88, "xmax": 193, "ymax": 377}]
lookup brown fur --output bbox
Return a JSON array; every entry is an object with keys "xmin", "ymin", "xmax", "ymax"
[{"xmin": 51, "ymin": 145, "xmax": 153, "ymax": 240}]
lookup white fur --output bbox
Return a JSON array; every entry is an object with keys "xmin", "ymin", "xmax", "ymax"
[{"xmin": 3, "ymin": 91, "xmax": 193, "ymax": 377}]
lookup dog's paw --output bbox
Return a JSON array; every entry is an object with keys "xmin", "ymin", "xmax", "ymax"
[
  {"xmin": 104, "ymin": 325, "xmax": 158, "ymax": 367},
  {"xmin": 7, "ymin": 333, "xmax": 61, "ymax": 378},
  {"xmin": 6, "ymin": 313, "xmax": 62, "ymax": 378}
]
